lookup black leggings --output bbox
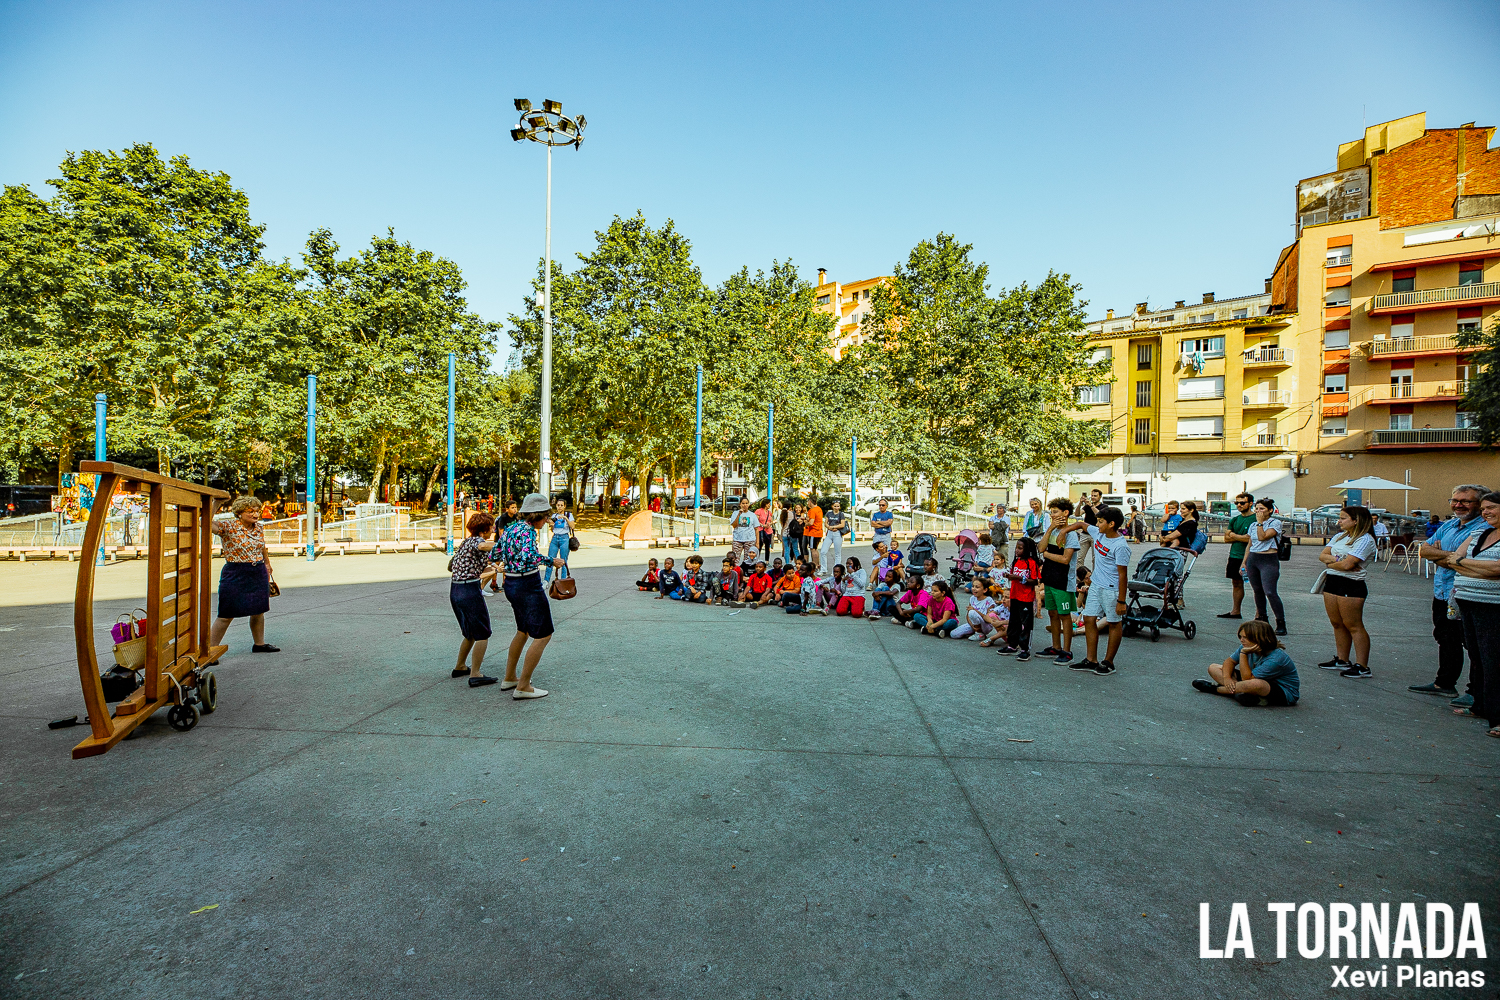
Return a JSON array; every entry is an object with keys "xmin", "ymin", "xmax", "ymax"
[
  {"xmin": 1007, "ymin": 599, "xmax": 1034, "ymax": 651},
  {"xmin": 758, "ymin": 533, "xmax": 773, "ymax": 561},
  {"xmin": 1245, "ymin": 552, "xmax": 1284, "ymax": 624}
]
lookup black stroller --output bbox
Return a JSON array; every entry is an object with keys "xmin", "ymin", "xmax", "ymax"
[
  {"xmin": 1122, "ymin": 547, "xmax": 1197, "ymax": 642},
  {"xmin": 905, "ymin": 532, "xmax": 938, "ymax": 572}
]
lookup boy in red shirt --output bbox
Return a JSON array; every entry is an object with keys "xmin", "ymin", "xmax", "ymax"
[{"xmin": 744, "ymin": 562, "xmax": 774, "ymax": 607}]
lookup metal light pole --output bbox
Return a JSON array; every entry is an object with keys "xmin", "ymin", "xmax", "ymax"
[
  {"xmin": 306, "ymin": 375, "xmax": 317, "ymax": 561},
  {"xmin": 850, "ymin": 435, "xmax": 858, "ymax": 543},
  {"xmin": 693, "ymin": 364, "xmax": 703, "ymax": 550},
  {"xmin": 766, "ymin": 403, "xmax": 774, "ymax": 502},
  {"xmin": 511, "ymin": 98, "xmax": 586, "ymax": 500},
  {"xmin": 94, "ymin": 393, "xmax": 106, "ymax": 565},
  {"xmin": 446, "ymin": 352, "xmax": 456, "ymax": 555}
]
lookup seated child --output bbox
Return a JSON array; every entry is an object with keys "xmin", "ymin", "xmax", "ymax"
[
  {"xmin": 977, "ymin": 581, "xmax": 1013, "ymax": 645},
  {"xmin": 655, "ymin": 557, "xmax": 680, "ymax": 600},
  {"xmin": 952, "ymin": 578, "xmax": 1001, "ymax": 640},
  {"xmin": 836, "ymin": 557, "xmax": 867, "ymax": 617},
  {"xmin": 892, "ymin": 575, "xmax": 930, "ymax": 625},
  {"xmin": 744, "ymin": 561, "xmax": 774, "ymax": 607},
  {"xmin": 768, "ymin": 557, "xmax": 786, "ymax": 582},
  {"xmin": 636, "ymin": 557, "xmax": 660, "ymax": 591},
  {"xmin": 714, "ymin": 558, "xmax": 743, "ymax": 606},
  {"xmin": 811, "ymin": 563, "xmax": 846, "ymax": 615},
  {"xmin": 867, "ymin": 567, "xmax": 903, "ymax": 619},
  {"xmin": 974, "ymin": 533, "xmax": 996, "ymax": 578},
  {"xmin": 910, "ymin": 580, "xmax": 959, "ymax": 636},
  {"xmin": 1193, "ymin": 620, "xmax": 1300, "ymax": 706},
  {"xmin": 675, "ymin": 555, "xmax": 708, "ymax": 603},
  {"xmin": 776, "ymin": 563, "xmax": 804, "ymax": 613}
]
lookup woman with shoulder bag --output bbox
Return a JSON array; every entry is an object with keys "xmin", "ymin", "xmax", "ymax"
[
  {"xmin": 544, "ymin": 498, "xmax": 575, "ymax": 584},
  {"xmin": 1244, "ymin": 497, "xmax": 1287, "ymax": 636},
  {"xmin": 821, "ymin": 499, "xmax": 849, "ymax": 568},
  {"xmin": 448, "ymin": 511, "xmax": 500, "ymax": 687},
  {"xmin": 208, "ymin": 495, "xmax": 279, "ymax": 662},
  {"xmin": 493, "ymin": 494, "xmax": 566, "ymax": 700}
]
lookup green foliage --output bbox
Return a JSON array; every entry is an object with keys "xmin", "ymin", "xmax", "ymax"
[{"xmin": 1457, "ymin": 314, "xmax": 1499, "ymax": 451}]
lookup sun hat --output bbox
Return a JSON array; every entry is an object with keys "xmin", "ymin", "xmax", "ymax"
[{"xmin": 519, "ymin": 493, "xmax": 551, "ymax": 514}]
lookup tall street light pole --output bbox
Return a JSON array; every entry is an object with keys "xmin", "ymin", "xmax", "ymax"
[{"xmin": 512, "ymin": 98, "xmax": 586, "ymax": 500}]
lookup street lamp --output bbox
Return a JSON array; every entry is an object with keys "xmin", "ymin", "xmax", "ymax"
[{"xmin": 512, "ymin": 97, "xmax": 587, "ymax": 498}]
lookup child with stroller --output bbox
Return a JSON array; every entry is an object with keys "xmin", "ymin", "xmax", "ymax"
[
  {"xmin": 1193, "ymin": 619, "xmax": 1300, "ymax": 706},
  {"xmin": 974, "ymin": 533, "xmax": 996, "ymax": 579},
  {"xmin": 996, "ymin": 537, "xmax": 1043, "ymax": 660}
]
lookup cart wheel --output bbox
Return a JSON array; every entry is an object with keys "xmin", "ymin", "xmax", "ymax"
[
  {"xmin": 198, "ymin": 671, "xmax": 218, "ymax": 713},
  {"xmin": 1122, "ymin": 622, "xmax": 1139, "ymax": 638},
  {"xmin": 167, "ymin": 703, "xmax": 200, "ymax": 732},
  {"xmin": 1183, "ymin": 620, "xmax": 1197, "ymax": 640},
  {"xmin": 1149, "ymin": 626, "xmax": 1161, "ymax": 643}
]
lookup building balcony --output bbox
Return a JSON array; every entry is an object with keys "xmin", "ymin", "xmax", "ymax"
[
  {"xmin": 1367, "ymin": 280, "xmax": 1500, "ymax": 316},
  {"xmin": 1369, "ymin": 427, "xmax": 1481, "ymax": 448},
  {"xmin": 1366, "ymin": 334, "xmax": 1461, "ymax": 358},
  {"xmin": 1324, "ymin": 253, "xmax": 1353, "ymax": 267},
  {"xmin": 1362, "ymin": 381, "xmax": 1470, "ymax": 405},
  {"xmin": 1242, "ymin": 347, "xmax": 1292, "ymax": 367},
  {"xmin": 1241, "ymin": 433, "xmax": 1289, "ymax": 449},
  {"xmin": 1241, "ymin": 389, "xmax": 1290, "ymax": 408}
]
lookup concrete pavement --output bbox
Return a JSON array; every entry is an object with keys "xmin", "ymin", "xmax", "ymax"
[{"xmin": 1, "ymin": 544, "xmax": 1495, "ymax": 998}]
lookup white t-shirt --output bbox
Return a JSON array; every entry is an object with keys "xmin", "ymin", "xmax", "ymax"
[
  {"xmin": 975, "ymin": 544, "xmax": 996, "ymax": 566},
  {"xmin": 1374, "ymin": 522, "xmax": 1390, "ymax": 538},
  {"xmin": 1326, "ymin": 531, "xmax": 1378, "ymax": 580},
  {"xmin": 1084, "ymin": 525, "xmax": 1132, "ymax": 587},
  {"xmin": 966, "ymin": 595, "xmax": 998, "ymax": 624},
  {"xmin": 1248, "ymin": 517, "xmax": 1283, "ymax": 554},
  {"xmin": 731, "ymin": 510, "xmax": 758, "ymax": 543}
]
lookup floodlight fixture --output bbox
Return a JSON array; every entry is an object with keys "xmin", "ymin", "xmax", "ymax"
[
  {"xmin": 513, "ymin": 98, "xmax": 532, "ymax": 112},
  {"xmin": 543, "ymin": 99, "xmax": 562, "ymax": 114},
  {"xmin": 510, "ymin": 126, "xmax": 528, "ymax": 141},
  {"xmin": 576, "ymin": 114, "xmax": 586, "ymax": 131}
]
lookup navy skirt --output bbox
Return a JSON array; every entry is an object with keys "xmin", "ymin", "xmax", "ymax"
[
  {"xmin": 450, "ymin": 580, "xmax": 492, "ymax": 641},
  {"xmin": 503, "ymin": 572, "xmax": 554, "ymax": 638},
  {"xmin": 218, "ymin": 561, "xmax": 270, "ymax": 619}
]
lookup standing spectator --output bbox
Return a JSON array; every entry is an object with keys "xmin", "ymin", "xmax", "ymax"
[
  {"xmin": 822, "ymin": 499, "xmax": 848, "ymax": 569},
  {"xmin": 1424, "ymin": 513, "xmax": 1442, "ymax": 540},
  {"xmin": 1022, "ymin": 498, "xmax": 1047, "ymax": 540},
  {"xmin": 1071, "ymin": 507, "xmax": 1132, "ymax": 675},
  {"xmin": 869, "ymin": 499, "xmax": 895, "ymax": 550},
  {"xmin": 783, "ymin": 502, "xmax": 807, "ymax": 563},
  {"xmin": 497, "ymin": 497, "xmax": 520, "ymax": 531},
  {"xmin": 493, "ymin": 493, "xmax": 564, "ymax": 699},
  {"xmin": 1244, "ymin": 497, "xmax": 1286, "ymax": 636},
  {"xmin": 756, "ymin": 498, "xmax": 774, "ymax": 562},
  {"xmin": 1038, "ymin": 498, "xmax": 1082, "ymax": 665},
  {"xmin": 543, "ymin": 498, "xmax": 574, "ymax": 585},
  {"xmin": 805, "ymin": 498, "xmax": 825, "ymax": 570},
  {"xmin": 207, "ymin": 496, "xmax": 279, "ymax": 659},
  {"xmin": 1437, "ymin": 491, "xmax": 1500, "ymax": 739},
  {"xmin": 1163, "ymin": 501, "xmax": 1199, "ymax": 550},
  {"xmin": 648, "ymin": 493, "xmax": 662, "ymax": 513},
  {"xmin": 729, "ymin": 497, "xmax": 759, "ymax": 567},
  {"xmin": 1411, "ymin": 485, "xmax": 1490, "ymax": 702},
  {"xmin": 987, "ymin": 504, "xmax": 1011, "ymax": 565},
  {"xmin": 1219, "ymin": 493, "xmax": 1256, "ymax": 619},
  {"xmin": 1124, "ymin": 504, "xmax": 1145, "ymax": 543},
  {"xmin": 1316, "ymin": 506, "xmax": 1379, "ymax": 678}
]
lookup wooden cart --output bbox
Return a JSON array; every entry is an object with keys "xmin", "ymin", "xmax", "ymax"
[{"xmin": 71, "ymin": 462, "xmax": 230, "ymax": 759}]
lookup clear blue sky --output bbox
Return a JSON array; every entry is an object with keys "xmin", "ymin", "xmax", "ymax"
[{"xmin": 3, "ymin": 0, "xmax": 1498, "ymax": 350}]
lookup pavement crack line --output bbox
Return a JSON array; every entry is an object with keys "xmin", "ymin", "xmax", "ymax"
[{"xmin": 870, "ymin": 623, "xmax": 1083, "ymax": 1000}]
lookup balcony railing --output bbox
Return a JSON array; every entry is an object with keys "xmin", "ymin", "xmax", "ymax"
[
  {"xmin": 1241, "ymin": 389, "xmax": 1290, "ymax": 407},
  {"xmin": 1242, "ymin": 433, "xmax": 1289, "ymax": 449},
  {"xmin": 1242, "ymin": 347, "xmax": 1291, "ymax": 365},
  {"xmin": 1381, "ymin": 381, "xmax": 1465, "ymax": 400},
  {"xmin": 1324, "ymin": 253, "xmax": 1352, "ymax": 267},
  {"xmin": 1369, "ymin": 280, "xmax": 1500, "ymax": 312},
  {"xmin": 1370, "ymin": 427, "xmax": 1481, "ymax": 446},
  {"xmin": 1368, "ymin": 334, "xmax": 1459, "ymax": 356}
]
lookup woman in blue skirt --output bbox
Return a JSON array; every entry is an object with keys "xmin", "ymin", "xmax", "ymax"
[
  {"xmin": 449, "ymin": 512, "xmax": 499, "ymax": 687},
  {"xmin": 492, "ymin": 493, "xmax": 564, "ymax": 700},
  {"xmin": 209, "ymin": 496, "xmax": 279, "ymax": 659}
]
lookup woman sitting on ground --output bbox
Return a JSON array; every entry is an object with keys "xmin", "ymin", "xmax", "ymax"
[{"xmin": 1193, "ymin": 619, "xmax": 1300, "ymax": 706}]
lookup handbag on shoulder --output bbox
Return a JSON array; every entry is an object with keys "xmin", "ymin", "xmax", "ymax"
[{"xmin": 549, "ymin": 564, "xmax": 577, "ymax": 600}]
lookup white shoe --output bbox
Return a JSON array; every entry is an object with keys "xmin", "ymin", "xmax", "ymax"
[
  {"xmin": 967, "ymin": 634, "xmax": 983, "ymax": 641},
  {"xmin": 499, "ymin": 679, "xmax": 518, "ymax": 690},
  {"xmin": 513, "ymin": 687, "xmax": 548, "ymax": 700}
]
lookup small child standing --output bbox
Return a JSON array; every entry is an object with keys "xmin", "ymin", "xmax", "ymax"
[
  {"xmin": 1072, "ymin": 565, "xmax": 1090, "ymax": 634},
  {"xmin": 998, "ymin": 537, "xmax": 1042, "ymax": 661},
  {"xmin": 1193, "ymin": 620, "xmax": 1300, "ymax": 706},
  {"xmin": 636, "ymin": 558, "xmax": 660, "ymax": 591},
  {"xmin": 974, "ymin": 533, "xmax": 996, "ymax": 578}
]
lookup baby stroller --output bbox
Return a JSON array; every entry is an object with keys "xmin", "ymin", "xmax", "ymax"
[
  {"xmin": 948, "ymin": 529, "xmax": 979, "ymax": 588},
  {"xmin": 1122, "ymin": 547, "xmax": 1197, "ymax": 642},
  {"xmin": 906, "ymin": 532, "xmax": 938, "ymax": 573}
]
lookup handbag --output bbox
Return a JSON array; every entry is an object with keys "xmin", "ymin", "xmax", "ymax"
[
  {"xmin": 269, "ymin": 579, "xmax": 281, "ymax": 597},
  {"xmin": 549, "ymin": 564, "xmax": 577, "ymax": 600},
  {"xmin": 110, "ymin": 609, "xmax": 147, "ymax": 645},
  {"xmin": 1310, "ymin": 570, "xmax": 1327, "ymax": 595},
  {"xmin": 568, "ymin": 535, "xmax": 580, "ymax": 552},
  {"xmin": 1277, "ymin": 535, "xmax": 1292, "ymax": 561}
]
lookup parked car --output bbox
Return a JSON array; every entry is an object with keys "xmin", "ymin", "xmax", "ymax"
[
  {"xmin": 855, "ymin": 493, "xmax": 912, "ymax": 515},
  {"xmin": 583, "ymin": 492, "xmax": 603, "ymax": 507},
  {"xmin": 0, "ymin": 485, "xmax": 55, "ymax": 519},
  {"xmin": 675, "ymin": 493, "xmax": 713, "ymax": 510}
]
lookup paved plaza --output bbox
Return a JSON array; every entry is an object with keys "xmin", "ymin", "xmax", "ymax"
[{"xmin": 1, "ymin": 544, "xmax": 1496, "ymax": 999}]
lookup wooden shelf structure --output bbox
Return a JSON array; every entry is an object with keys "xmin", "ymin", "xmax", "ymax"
[{"xmin": 71, "ymin": 462, "xmax": 230, "ymax": 759}]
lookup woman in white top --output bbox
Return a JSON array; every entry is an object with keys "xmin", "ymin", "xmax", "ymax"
[
  {"xmin": 544, "ymin": 498, "xmax": 575, "ymax": 584},
  {"xmin": 1244, "ymin": 497, "xmax": 1286, "ymax": 636},
  {"xmin": 1316, "ymin": 505, "xmax": 1379, "ymax": 679},
  {"xmin": 1439, "ymin": 491, "xmax": 1500, "ymax": 737}
]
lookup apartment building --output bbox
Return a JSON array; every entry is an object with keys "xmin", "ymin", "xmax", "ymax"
[
  {"xmin": 1012, "ymin": 292, "xmax": 1306, "ymax": 510},
  {"xmin": 813, "ymin": 269, "xmax": 892, "ymax": 358},
  {"xmin": 1271, "ymin": 112, "xmax": 1500, "ymax": 506}
]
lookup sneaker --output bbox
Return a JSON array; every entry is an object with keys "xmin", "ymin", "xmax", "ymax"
[
  {"xmin": 1450, "ymin": 693, "xmax": 1474, "ymax": 708},
  {"xmin": 1318, "ymin": 657, "xmax": 1351, "ymax": 670},
  {"xmin": 1053, "ymin": 651, "xmax": 1074, "ymax": 665},
  {"xmin": 1038, "ymin": 646, "xmax": 1060, "ymax": 657},
  {"xmin": 1094, "ymin": 659, "xmax": 1117, "ymax": 676},
  {"xmin": 967, "ymin": 633, "xmax": 983, "ymax": 641},
  {"xmin": 1016, "ymin": 650, "xmax": 1032, "ymax": 662},
  {"xmin": 1340, "ymin": 663, "xmax": 1372, "ymax": 679},
  {"xmin": 1408, "ymin": 683, "xmax": 1457, "ymax": 697},
  {"xmin": 995, "ymin": 645, "xmax": 1019, "ymax": 656},
  {"xmin": 904, "ymin": 621, "xmax": 918, "ymax": 629},
  {"xmin": 1274, "ymin": 621, "xmax": 1287, "ymax": 637},
  {"xmin": 1070, "ymin": 659, "xmax": 1098, "ymax": 671},
  {"xmin": 1192, "ymin": 678, "xmax": 1218, "ymax": 693}
]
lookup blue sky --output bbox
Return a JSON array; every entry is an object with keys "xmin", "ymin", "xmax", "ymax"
[{"xmin": 3, "ymin": 0, "xmax": 1498, "ymax": 351}]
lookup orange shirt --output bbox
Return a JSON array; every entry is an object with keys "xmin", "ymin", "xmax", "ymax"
[
  {"xmin": 776, "ymin": 572, "xmax": 803, "ymax": 594},
  {"xmin": 806, "ymin": 504, "xmax": 824, "ymax": 538}
]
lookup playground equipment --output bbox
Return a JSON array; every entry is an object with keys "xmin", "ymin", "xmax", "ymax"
[{"xmin": 69, "ymin": 462, "xmax": 229, "ymax": 759}]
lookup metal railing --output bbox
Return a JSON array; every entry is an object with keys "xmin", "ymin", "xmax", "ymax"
[
  {"xmin": 1369, "ymin": 334, "xmax": 1459, "ymax": 356},
  {"xmin": 0, "ymin": 511, "xmax": 149, "ymax": 548},
  {"xmin": 1370, "ymin": 427, "xmax": 1480, "ymax": 446},
  {"xmin": 1378, "ymin": 381, "xmax": 1465, "ymax": 400},
  {"xmin": 1324, "ymin": 253, "xmax": 1352, "ymax": 267},
  {"xmin": 1369, "ymin": 280, "xmax": 1500, "ymax": 312},
  {"xmin": 1241, "ymin": 389, "xmax": 1290, "ymax": 406},
  {"xmin": 1242, "ymin": 347, "xmax": 1291, "ymax": 365},
  {"xmin": 1242, "ymin": 433, "xmax": 1289, "ymax": 448}
]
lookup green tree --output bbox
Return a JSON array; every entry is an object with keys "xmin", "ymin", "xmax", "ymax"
[
  {"xmin": 1458, "ymin": 314, "xmax": 1499, "ymax": 450},
  {"xmin": 847, "ymin": 233, "xmax": 1109, "ymax": 510}
]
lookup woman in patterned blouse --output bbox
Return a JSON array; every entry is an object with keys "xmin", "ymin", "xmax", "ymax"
[
  {"xmin": 493, "ymin": 493, "xmax": 565, "ymax": 700},
  {"xmin": 449, "ymin": 512, "xmax": 500, "ymax": 686},
  {"xmin": 208, "ymin": 495, "xmax": 279, "ymax": 659}
]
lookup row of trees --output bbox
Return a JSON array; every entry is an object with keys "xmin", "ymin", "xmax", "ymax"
[{"xmin": 2, "ymin": 143, "xmax": 1119, "ymax": 510}]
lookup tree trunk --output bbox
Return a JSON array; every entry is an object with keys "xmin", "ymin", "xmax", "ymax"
[
  {"xmin": 930, "ymin": 476, "xmax": 941, "ymax": 513},
  {"xmin": 389, "ymin": 457, "xmax": 401, "ymax": 504},
  {"xmin": 636, "ymin": 464, "xmax": 652, "ymax": 510},
  {"xmin": 421, "ymin": 460, "xmax": 442, "ymax": 511},
  {"xmin": 367, "ymin": 436, "xmax": 388, "ymax": 507},
  {"xmin": 57, "ymin": 444, "xmax": 71, "ymax": 487},
  {"xmin": 158, "ymin": 447, "xmax": 172, "ymax": 480}
]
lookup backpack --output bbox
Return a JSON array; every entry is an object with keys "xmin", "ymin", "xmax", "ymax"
[{"xmin": 1189, "ymin": 528, "xmax": 1209, "ymax": 555}]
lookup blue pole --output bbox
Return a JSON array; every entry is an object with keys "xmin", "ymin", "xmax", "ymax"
[
  {"xmin": 766, "ymin": 403, "xmax": 774, "ymax": 502},
  {"xmin": 850, "ymin": 435, "xmax": 857, "ymax": 543},
  {"xmin": 306, "ymin": 375, "xmax": 317, "ymax": 561},
  {"xmin": 447, "ymin": 352, "xmax": 456, "ymax": 555},
  {"xmin": 693, "ymin": 364, "xmax": 702, "ymax": 551},
  {"xmin": 95, "ymin": 393, "xmax": 106, "ymax": 565}
]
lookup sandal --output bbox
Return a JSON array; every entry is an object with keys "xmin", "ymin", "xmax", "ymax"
[
  {"xmin": 978, "ymin": 636, "xmax": 998, "ymax": 647},
  {"xmin": 1489, "ymin": 727, "xmax": 1500, "ymax": 739},
  {"xmin": 1454, "ymin": 707, "xmax": 1475, "ymax": 717}
]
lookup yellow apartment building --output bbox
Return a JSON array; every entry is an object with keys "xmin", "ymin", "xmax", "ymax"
[
  {"xmin": 813, "ymin": 269, "xmax": 892, "ymax": 358},
  {"xmin": 1271, "ymin": 112, "xmax": 1500, "ymax": 508}
]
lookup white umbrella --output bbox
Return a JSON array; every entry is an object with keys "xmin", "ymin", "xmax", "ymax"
[{"xmin": 1328, "ymin": 477, "xmax": 1418, "ymax": 491}]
